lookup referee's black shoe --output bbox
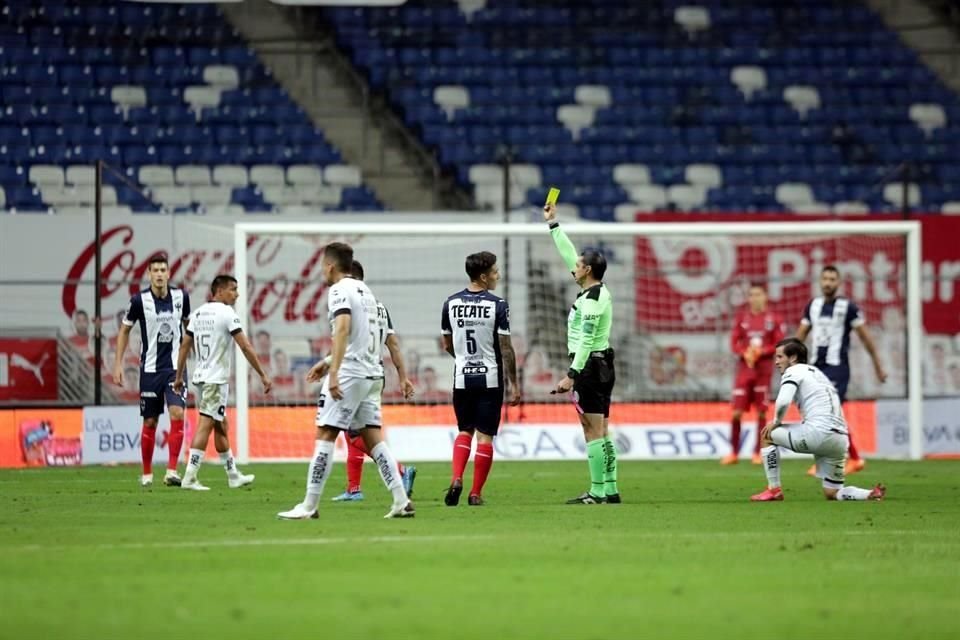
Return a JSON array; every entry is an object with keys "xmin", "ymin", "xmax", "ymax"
[
  {"xmin": 605, "ymin": 493, "xmax": 621, "ymax": 504},
  {"xmin": 444, "ymin": 479, "xmax": 463, "ymax": 506},
  {"xmin": 566, "ymin": 492, "xmax": 605, "ymax": 504}
]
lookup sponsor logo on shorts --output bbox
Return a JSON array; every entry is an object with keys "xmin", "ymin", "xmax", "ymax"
[{"xmin": 141, "ymin": 391, "xmax": 158, "ymax": 398}]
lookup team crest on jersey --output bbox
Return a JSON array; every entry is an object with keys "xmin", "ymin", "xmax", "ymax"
[{"xmin": 157, "ymin": 320, "xmax": 175, "ymax": 343}]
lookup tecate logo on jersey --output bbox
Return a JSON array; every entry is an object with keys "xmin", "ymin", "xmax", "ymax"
[{"xmin": 62, "ymin": 226, "xmax": 361, "ymax": 325}]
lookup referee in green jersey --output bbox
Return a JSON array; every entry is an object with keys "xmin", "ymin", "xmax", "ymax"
[{"xmin": 544, "ymin": 204, "xmax": 619, "ymax": 504}]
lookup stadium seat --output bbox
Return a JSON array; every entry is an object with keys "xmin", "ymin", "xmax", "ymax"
[
  {"xmin": 0, "ymin": 186, "xmax": 6, "ymax": 209},
  {"xmin": 783, "ymin": 86, "xmax": 822, "ymax": 119},
  {"xmin": 685, "ymin": 164, "xmax": 722, "ymax": 189},
  {"xmin": 65, "ymin": 165, "xmax": 96, "ymax": 186},
  {"xmin": 139, "ymin": 165, "xmax": 176, "ymax": 188},
  {"xmin": 941, "ymin": 202, "xmax": 960, "ymax": 215},
  {"xmin": 789, "ymin": 202, "xmax": 831, "ymax": 215},
  {"xmin": 614, "ymin": 202, "xmax": 641, "ymax": 222},
  {"xmin": 575, "ymin": 85, "xmax": 612, "ymax": 110},
  {"xmin": 183, "ymin": 86, "xmax": 222, "ymax": 121},
  {"xmin": 613, "ymin": 164, "xmax": 652, "ymax": 187},
  {"xmin": 324, "ymin": 165, "xmax": 363, "ymax": 187},
  {"xmin": 260, "ymin": 185, "xmax": 301, "ymax": 206},
  {"xmin": 152, "ymin": 185, "xmax": 192, "ymax": 209},
  {"xmin": 192, "ymin": 185, "xmax": 232, "ymax": 207},
  {"xmin": 28, "ymin": 165, "xmax": 65, "ymax": 188},
  {"xmin": 295, "ymin": 184, "xmax": 342, "ymax": 206},
  {"xmin": 908, "ymin": 103, "xmax": 947, "ymax": 137},
  {"xmin": 475, "ymin": 183, "xmax": 524, "ymax": 209},
  {"xmin": 882, "ymin": 182, "xmax": 921, "ymax": 208},
  {"xmin": 668, "ymin": 184, "xmax": 708, "ymax": 210},
  {"xmin": 775, "ymin": 182, "xmax": 816, "ymax": 207},
  {"xmin": 203, "ymin": 65, "xmax": 240, "ymax": 91},
  {"xmin": 628, "ymin": 184, "xmax": 668, "ymax": 209},
  {"xmin": 286, "ymin": 165, "xmax": 324, "ymax": 186},
  {"xmin": 468, "ymin": 164, "xmax": 504, "ymax": 185},
  {"xmin": 175, "ymin": 165, "xmax": 212, "ymax": 186},
  {"xmin": 510, "ymin": 164, "xmax": 542, "ymax": 190},
  {"xmin": 110, "ymin": 85, "xmax": 147, "ymax": 120},
  {"xmin": 212, "ymin": 165, "xmax": 249, "ymax": 188},
  {"xmin": 433, "ymin": 85, "xmax": 470, "ymax": 121},
  {"xmin": 833, "ymin": 201, "xmax": 870, "ymax": 215},
  {"xmin": 730, "ymin": 66, "xmax": 768, "ymax": 101},
  {"xmin": 674, "ymin": 6, "xmax": 711, "ymax": 36},
  {"xmin": 556, "ymin": 104, "xmax": 596, "ymax": 141},
  {"xmin": 250, "ymin": 164, "xmax": 286, "ymax": 187}
]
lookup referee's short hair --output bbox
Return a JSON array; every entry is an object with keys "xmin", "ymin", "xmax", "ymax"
[
  {"xmin": 350, "ymin": 260, "xmax": 365, "ymax": 280},
  {"xmin": 582, "ymin": 249, "xmax": 607, "ymax": 280},
  {"xmin": 210, "ymin": 274, "xmax": 237, "ymax": 296},
  {"xmin": 465, "ymin": 251, "xmax": 497, "ymax": 281},
  {"xmin": 776, "ymin": 337, "xmax": 808, "ymax": 364},
  {"xmin": 324, "ymin": 242, "xmax": 354, "ymax": 273}
]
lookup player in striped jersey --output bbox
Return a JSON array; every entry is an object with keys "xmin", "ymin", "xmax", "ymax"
[
  {"xmin": 441, "ymin": 251, "xmax": 521, "ymax": 507},
  {"xmin": 112, "ymin": 253, "xmax": 190, "ymax": 487},
  {"xmin": 750, "ymin": 338, "xmax": 885, "ymax": 502},
  {"xmin": 797, "ymin": 266, "xmax": 887, "ymax": 475},
  {"xmin": 316, "ymin": 260, "xmax": 417, "ymax": 502}
]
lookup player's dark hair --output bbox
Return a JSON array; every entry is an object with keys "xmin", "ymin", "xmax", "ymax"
[
  {"xmin": 73, "ymin": 309, "xmax": 88, "ymax": 319},
  {"xmin": 465, "ymin": 251, "xmax": 497, "ymax": 281},
  {"xmin": 822, "ymin": 265, "xmax": 840, "ymax": 276},
  {"xmin": 325, "ymin": 242, "xmax": 354, "ymax": 273},
  {"xmin": 210, "ymin": 274, "xmax": 237, "ymax": 296},
  {"xmin": 776, "ymin": 337, "xmax": 808, "ymax": 364},
  {"xmin": 749, "ymin": 282, "xmax": 766, "ymax": 291},
  {"xmin": 148, "ymin": 253, "xmax": 168, "ymax": 268},
  {"xmin": 581, "ymin": 249, "xmax": 607, "ymax": 280},
  {"xmin": 350, "ymin": 260, "xmax": 365, "ymax": 280}
]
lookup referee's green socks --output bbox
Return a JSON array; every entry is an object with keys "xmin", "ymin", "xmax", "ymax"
[
  {"xmin": 586, "ymin": 439, "xmax": 606, "ymax": 498},
  {"xmin": 602, "ymin": 436, "xmax": 619, "ymax": 497}
]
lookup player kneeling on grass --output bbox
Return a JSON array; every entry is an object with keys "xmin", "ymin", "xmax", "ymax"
[
  {"xmin": 173, "ymin": 275, "xmax": 272, "ymax": 491},
  {"xmin": 751, "ymin": 337, "xmax": 885, "ymax": 502},
  {"xmin": 277, "ymin": 242, "xmax": 414, "ymax": 520}
]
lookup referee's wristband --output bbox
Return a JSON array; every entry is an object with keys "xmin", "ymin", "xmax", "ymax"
[
  {"xmin": 567, "ymin": 368, "xmax": 580, "ymax": 379},
  {"xmin": 548, "ymin": 221, "xmax": 560, "ymax": 230}
]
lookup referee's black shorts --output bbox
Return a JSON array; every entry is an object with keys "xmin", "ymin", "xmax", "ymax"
[
  {"xmin": 570, "ymin": 349, "xmax": 616, "ymax": 418},
  {"xmin": 452, "ymin": 387, "xmax": 504, "ymax": 437}
]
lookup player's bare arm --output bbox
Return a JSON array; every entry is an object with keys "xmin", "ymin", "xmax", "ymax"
[
  {"xmin": 112, "ymin": 322, "xmax": 132, "ymax": 386},
  {"xmin": 499, "ymin": 335, "xmax": 521, "ymax": 406},
  {"xmin": 385, "ymin": 333, "xmax": 415, "ymax": 400},
  {"xmin": 854, "ymin": 324, "xmax": 888, "ymax": 383},
  {"xmin": 441, "ymin": 334, "xmax": 455, "ymax": 357},
  {"xmin": 172, "ymin": 332, "xmax": 193, "ymax": 394},
  {"xmin": 324, "ymin": 313, "xmax": 351, "ymax": 400},
  {"xmin": 795, "ymin": 323, "xmax": 811, "ymax": 342},
  {"xmin": 232, "ymin": 330, "xmax": 272, "ymax": 394}
]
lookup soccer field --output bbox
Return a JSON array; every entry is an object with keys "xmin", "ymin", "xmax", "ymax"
[{"xmin": 1, "ymin": 460, "xmax": 958, "ymax": 639}]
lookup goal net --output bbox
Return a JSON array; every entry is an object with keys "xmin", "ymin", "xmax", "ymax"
[{"xmin": 232, "ymin": 220, "xmax": 922, "ymax": 464}]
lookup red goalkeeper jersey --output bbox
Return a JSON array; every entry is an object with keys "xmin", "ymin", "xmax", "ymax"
[{"xmin": 730, "ymin": 309, "xmax": 785, "ymax": 366}]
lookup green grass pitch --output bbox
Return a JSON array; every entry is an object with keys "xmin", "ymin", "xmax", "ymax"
[{"xmin": 1, "ymin": 460, "xmax": 958, "ymax": 639}]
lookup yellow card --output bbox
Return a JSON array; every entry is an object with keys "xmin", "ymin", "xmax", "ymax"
[{"xmin": 545, "ymin": 187, "xmax": 560, "ymax": 206}]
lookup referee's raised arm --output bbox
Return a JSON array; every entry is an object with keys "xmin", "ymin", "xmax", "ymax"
[{"xmin": 544, "ymin": 204, "xmax": 578, "ymax": 274}]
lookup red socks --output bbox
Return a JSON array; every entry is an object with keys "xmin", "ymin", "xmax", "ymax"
[
  {"xmin": 730, "ymin": 416, "xmax": 741, "ymax": 454},
  {"xmin": 848, "ymin": 431, "xmax": 861, "ymax": 461},
  {"xmin": 451, "ymin": 432, "xmax": 473, "ymax": 482},
  {"xmin": 346, "ymin": 436, "xmax": 365, "ymax": 493},
  {"xmin": 141, "ymin": 425, "xmax": 155, "ymax": 475},
  {"xmin": 470, "ymin": 442, "xmax": 494, "ymax": 497},
  {"xmin": 167, "ymin": 419, "xmax": 184, "ymax": 471}
]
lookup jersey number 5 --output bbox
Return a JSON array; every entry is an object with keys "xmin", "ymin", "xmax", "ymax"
[
  {"xmin": 465, "ymin": 329, "xmax": 477, "ymax": 355},
  {"xmin": 198, "ymin": 334, "xmax": 211, "ymax": 360}
]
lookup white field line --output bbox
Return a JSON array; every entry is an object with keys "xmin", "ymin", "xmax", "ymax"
[{"xmin": 1, "ymin": 530, "xmax": 951, "ymax": 554}]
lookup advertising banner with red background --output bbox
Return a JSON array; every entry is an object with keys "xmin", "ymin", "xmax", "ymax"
[
  {"xmin": 634, "ymin": 214, "xmax": 960, "ymax": 334},
  {"xmin": 0, "ymin": 338, "xmax": 59, "ymax": 401}
]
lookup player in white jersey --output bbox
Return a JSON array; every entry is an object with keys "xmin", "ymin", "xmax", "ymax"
[
  {"xmin": 441, "ymin": 251, "xmax": 520, "ymax": 507},
  {"xmin": 172, "ymin": 275, "xmax": 272, "ymax": 491},
  {"xmin": 278, "ymin": 242, "xmax": 414, "ymax": 520},
  {"xmin": 113, "ymin": 253, "xmax": 190, "ymax": 487},
  {"xmin": 310, "ymin": 260, "xmax": 417, "ymax": 502},
  {"xmin": 750, "ymin": 338, "xmax": 885, "ymax": 502}
]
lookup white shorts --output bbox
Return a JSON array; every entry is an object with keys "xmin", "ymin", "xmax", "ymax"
[
  {"xmin": 771, "ymin": 421, "xmax": 848, "ymax": 488},
  {"xmin": 195, "ymin": 382, "xmax": 229, "ymax": 422},
  {"xmin": 315, "ymin": 375, "xmax": 383, "ymax": 430}
]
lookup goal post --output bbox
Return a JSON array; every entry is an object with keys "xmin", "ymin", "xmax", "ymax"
[{"xmin": 233, "ymin": 220, "xmax": 923, "ymax": 464}]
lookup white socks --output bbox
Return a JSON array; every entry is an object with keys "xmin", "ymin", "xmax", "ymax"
[
  {"xmin": 219, "ymin": 449, "xmax": 239, "ymax": 477},
  {"xmin": 183, "ymin": 447, "xmax": 204, "ymax": 481},
  {"xmin": 303, "ymin": 440, "xmax": 335, "ymax": 512},
  {"xmin": 761, "ymin": 445, "xmax": 781, "ymax": 489},
  {"xmin": 371, "ymin": 442, "xmax": 408, "ymax": 506},
  {"xmin": 837, "ymin": 486, "xmax": 872, "ymax": 500}
]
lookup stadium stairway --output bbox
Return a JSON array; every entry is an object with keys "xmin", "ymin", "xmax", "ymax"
[
  {"xmin": 868, "ymin": 0, "xmax": 960, "ymax": 92},
  {"xmin": 220, "ymin": 0, "xmax": 464, "ymax": 211}
]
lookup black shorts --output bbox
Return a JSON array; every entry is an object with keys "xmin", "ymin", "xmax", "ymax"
[
  {"xmin": 139, "ymin": 370, "xmax": 187, "ymax": 418},
  {"xmin": 818, "ymin": 364, "xmax": 850, "ymax": 403},
  {"xmin": 452, "ymin": 388, "xmax": 504, "ymax": 437},
  {"xmin": 571, "ymin": 350, "xmax": 616, "ymax": 417}
]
